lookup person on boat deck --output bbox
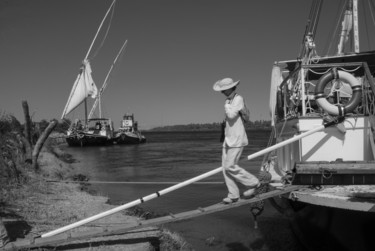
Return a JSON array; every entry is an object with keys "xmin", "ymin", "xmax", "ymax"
[{"xmin": 213, "ymin": 78, "xmax": 259, "ymax": 204}]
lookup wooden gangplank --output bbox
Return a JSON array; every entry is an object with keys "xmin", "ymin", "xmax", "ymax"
[{"xmin": 2, "ymin": 185, "xmax": 303, "ymax": 251}]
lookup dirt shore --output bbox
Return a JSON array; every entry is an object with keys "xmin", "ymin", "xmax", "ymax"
[{"xmin": 1, "ymin": 141, "xmax": 191, "ymax": 250}]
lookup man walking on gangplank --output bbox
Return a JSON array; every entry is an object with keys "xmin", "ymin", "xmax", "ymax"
[{"xmin": 213, "ymin": 78, "xmax": 260, "ymax": 204}]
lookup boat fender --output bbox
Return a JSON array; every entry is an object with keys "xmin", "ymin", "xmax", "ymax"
[
  {"xmin": 276, "ymin": 89, "xmax": 284, "ymax": 118},
  {"xmin": 314, "ymin": 68, "xmax": 362, "ymax": 116}
]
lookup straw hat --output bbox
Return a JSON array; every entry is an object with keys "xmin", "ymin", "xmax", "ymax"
[{"xmin": 213, "ymin": 78, "xmax": 240, "ymax": 91}]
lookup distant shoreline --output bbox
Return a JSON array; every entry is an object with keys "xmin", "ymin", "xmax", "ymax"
[{"xmin": 145, "ymin": 122, "xmax": 272, "ymax": 132}]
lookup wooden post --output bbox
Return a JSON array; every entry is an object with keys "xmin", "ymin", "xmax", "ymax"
[
  {"xmin": 32, "ymin": 120, "xmax": 57, "ymax": 170},
  {"xmin": 22, "ymin": 100, "xmax": 32, "ymax": 146},
  {"xmin": 16, "ymin": 133, "xmax": 32, "ymax": 164}
]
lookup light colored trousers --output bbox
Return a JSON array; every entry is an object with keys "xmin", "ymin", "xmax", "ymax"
[{"xmin": 222, "ymin": 146, "xmax": 259, "ymax": 199}]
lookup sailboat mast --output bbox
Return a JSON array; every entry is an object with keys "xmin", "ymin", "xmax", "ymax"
[
  {"xmin": 298, "ymin": 0, "xmax": 322, "ymax": 62},
  {"xmin": 337, "ymin": 0, "xmax": 359, "ymax": 55},
  {"xmin": 85, "ymin": 99, "xmax": 88, "ymax": 126},
  {"xmin": 84, "ymin": 0, "xmax": 116, "ymax": 61},
  {"xmin": 83, "ymin": 0, "xmax": 116, "ymax": 124},
  {"xmin": 353, "ymin": 0, "xmax": 359, "ymax": 52},
  {"xmin": 88, "ymin": 39, "xmax": 128, "ymax": 120},
  {"xmin": 99, "ymin": 95, "xmax": 102, "ymax": 118},
  {"xmin": 61, "ymin": 0, "xmax": 116, "ymax": 120}
]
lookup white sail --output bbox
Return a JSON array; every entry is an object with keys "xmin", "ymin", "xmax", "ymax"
[
  {"xmin": 269, "ymin": 65, "xmax": 283, "ymax": 126},
  {"xmin": 61, "ymin": 59, "xmax": 98, "ymax": 119}
]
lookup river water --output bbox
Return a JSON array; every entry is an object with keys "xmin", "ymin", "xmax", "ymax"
[{"xmin": 61, "ymin": 130, "xmax": 304, "ymax": 251}]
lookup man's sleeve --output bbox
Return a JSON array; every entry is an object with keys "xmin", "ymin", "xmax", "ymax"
[{"xmin": 225, "ymin": 96, "xmax": 244, "ymax": 119}]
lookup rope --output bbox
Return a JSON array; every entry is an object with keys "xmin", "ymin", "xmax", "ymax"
[
  {"xmin": 362, "ymin": 0, "xmax": 371, "ymax": 51},
  {"xmin": 249, "ymin": 126, "xmax": 279, "ymax": 228},
  {"xmin": 308, "ymin": 68, "xmax": 331, "ymax": 75},
  {"xmin": 368, "ymin": 0, "xmax": 375, "ymax": 31},
  {"xmin": 84, "ymin": 0, "xmax": 116, "ymax": 60},
  {"xmin": 326, "ymin": 2, "xmax": 346, "ymax": 56},
  {"xmin": 249, "ymin": 167, "xmax": 272, "ymax": 229},
  {"xmin": 89, "ymin": 3, "xmax": 115, "ymax": 60}
]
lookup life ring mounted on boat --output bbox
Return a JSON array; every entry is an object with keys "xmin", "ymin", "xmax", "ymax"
[{"xmin": 314, "ymin": 68, "xmax": 362, "ymax": 116}]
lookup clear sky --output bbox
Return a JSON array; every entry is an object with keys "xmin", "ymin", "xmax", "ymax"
[{"xmin": 0, "ymin": 0, "xmax": 365, "ymax": 130}]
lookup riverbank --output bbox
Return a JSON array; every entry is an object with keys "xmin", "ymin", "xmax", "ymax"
[{"xmin": 0, "ymin": 136, "xmax": 191, "ymax": 250}]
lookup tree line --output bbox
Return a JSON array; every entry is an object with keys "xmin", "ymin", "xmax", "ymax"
[{"xmin": 148, "ymin": 120, "xmax": 272, "ymax": 132}]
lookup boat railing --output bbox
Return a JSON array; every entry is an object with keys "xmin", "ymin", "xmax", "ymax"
[{"xmin": 276, "ymin": 61, "xmax": 375, "ymax": 121}]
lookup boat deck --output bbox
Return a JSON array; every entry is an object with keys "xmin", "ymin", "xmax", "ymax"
[{"xmin": 285, "ymin": 185, "xmax": 375, "ymax": 212}]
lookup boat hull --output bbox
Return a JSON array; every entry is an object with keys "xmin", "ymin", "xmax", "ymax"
[
  {"xmin": 65, "ymin": 134, "xmax": 113, "ymax": 147},
  {"xmin": 65, "ymin": 118, "xmax": 115, "ymax": 147},
  {"xmin": 114, "ymin": 132, "xmax": 146, "ymax": 144},
  {"xmin": 276, "ymin": 197, "xmax": 375, "ymax": 251}
]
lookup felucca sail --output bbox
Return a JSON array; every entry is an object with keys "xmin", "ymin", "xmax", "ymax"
[
  {"xmin": 60, "ymin": 0, "xmax": 116, "ymax": 120},
  {"xmin": 61, "ymin": 60, "xmax": 98, "ymax": 119}
]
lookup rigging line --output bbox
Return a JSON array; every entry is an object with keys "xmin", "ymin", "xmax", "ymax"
[
  {"xmin": 309, "ymin": 0, "xmax": 321, "ymax": 32},
  {"xmin": 326, "ymin": 1, "xmax": 347, "ymax": 56},
  {"xmin": 84, "ymin": 0, "xmax": 116, "ymax": 60},
  {"xmin": 360, "ymin": 0, "xmax": 369, "ymax": 51},
  {"xmin": 299, "ymin": 0, "xmax": 320, "ymax": 58},
  {"xmin": 311, "ymin": 0, "xmax": 323, "ymax": 39},
  {"xmin": 299, "ymin": 0, "xmax": 323, "ymax": 59},
  {"xmin": 90, "ymin": 1, "xmax": 116, "ymax": 61},
  {"xmin": 88, "ymin": 40, "xmax": 128, "ymax": 119},
  {"xmin": 337, "ymin": 66, "xmax": 361, "ymax": 72},
  {"xmin": 261, "ymin": 127, "xmax": 275, "ymax": 164},
  {"xmin": 101, "ymin": 40, "xmax": 128, "ymax": 92},
  {"xmin": 368, "ymin": 0, "xmax": 375, "ymax": 26},
  {"xmin": 367, "ymin": 0, "xmax": 375, "ymax": 50},
  {"xmin": 322, "ymin": 2, "xmax": 339, "ymax": 55}
]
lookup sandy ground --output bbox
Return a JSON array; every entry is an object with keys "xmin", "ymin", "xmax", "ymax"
[{"xmin": 1, "ymin": 147, "xmax": 170, "ymax": 251}]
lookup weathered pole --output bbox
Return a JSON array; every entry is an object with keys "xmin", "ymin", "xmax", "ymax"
[
  {"xmin": 22, "ymin": 100, "xmax": 32, "ymax": 145},
  {"xmin": 32, "ymin": 120, "xmax": 57, "ymax": 170}
]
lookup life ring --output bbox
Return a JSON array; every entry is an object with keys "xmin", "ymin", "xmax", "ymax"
[{"xmin": 314, "ymin": 69, "xmax": 362, "ymax": 116}]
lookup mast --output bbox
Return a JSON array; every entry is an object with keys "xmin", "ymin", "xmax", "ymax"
[
  {"xmin": 88, "ymin": 39, "xmax": 128, "ymax": 120},
  {"xmin": 353, "ymin": 0, "xmax": 359, "ymax": 52},
  {"xmin": 337, "ymin": 0, "xmax": 358, "ymax": 55},
  {"xmin": 337, "ymin": 0, "xmax": 352, "ymax": 55},
  {"xmin": 298, "ymin": 0, "xmax": 322, "ymax": 62},
  {"xmin": 61, "ymin": 0, "xmax": 116, "ymax": 120},
  {"xmin": 84, "ymin": 0, "xmax": 116, "ymax": 61}
]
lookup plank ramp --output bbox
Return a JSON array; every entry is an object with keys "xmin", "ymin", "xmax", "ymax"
[{"xmin": 2, "ymin": 185, "xmax": 303, "ymax": 250}]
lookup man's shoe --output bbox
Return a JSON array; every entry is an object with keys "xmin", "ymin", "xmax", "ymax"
[
  {"xmin": 222, "ymin": 197, "xmax": 239, "ymax": 204},
  {"xmin": 243, "ymin": 183, "xmax": 261, "ymax": 198}
]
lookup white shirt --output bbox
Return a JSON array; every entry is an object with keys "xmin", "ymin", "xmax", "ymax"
[{"xmin": 224, "ymin": 93, "xmax": 248, "ymax": 147}]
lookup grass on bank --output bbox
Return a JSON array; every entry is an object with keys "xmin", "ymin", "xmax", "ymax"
[{"xmin": 0, "ymin": 112, "xmax": 192, "ymax": 250}]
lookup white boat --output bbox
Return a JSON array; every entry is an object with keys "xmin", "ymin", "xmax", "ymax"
[
  {"xmin": 114, "ymin": 113, "xmax": 146, "ymax": 144},
  {"xmin": 267, "ymin": 0, "xmax": 375, "ymax": 250},
  {"xmin": 61, "ymin": 0, "xmax": 126, "ymax": 147}
]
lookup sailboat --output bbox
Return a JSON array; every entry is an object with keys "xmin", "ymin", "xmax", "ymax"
[
  {"xmin": 267, "ymin": 0, "xmax": 375, "ymax": 250},
  {"xmin": 61, "ymin": 0, "xmax": 118, "ymax": 147}
]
